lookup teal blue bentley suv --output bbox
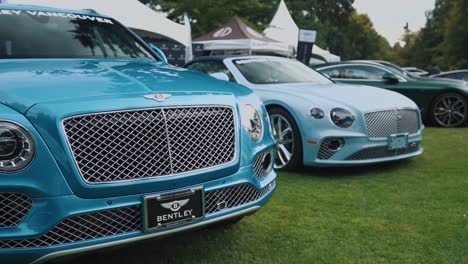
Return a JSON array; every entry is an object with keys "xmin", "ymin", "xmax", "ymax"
[{"xmin": 0, "ymin": 5, "xmax": 276, "ymax": 264}]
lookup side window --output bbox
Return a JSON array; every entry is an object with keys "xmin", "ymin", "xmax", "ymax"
[
  {"xmin": 459, "ymin": 72, "xmax": 468, "ymax": 81},
  {"xmin": 187, "ymin": 61, "xmax": 235, "ymax": 81},
  {"xmin": 320, "ymin": 68, "xmax": 341, "ymax": 78},
  {"xmin": 339, "ymin": 66, "xmax": 388, "ymax": 80}
]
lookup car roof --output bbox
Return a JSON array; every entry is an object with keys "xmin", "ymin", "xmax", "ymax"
[{"xmin": 0, "ymin": 4, "xmax": 109, "ymax": 17}]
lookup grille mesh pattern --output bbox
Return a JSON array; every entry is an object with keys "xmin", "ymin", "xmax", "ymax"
[
  {"xmin": 318, "ymin": 138, "xmax": 344, "ymax": 160},
  {"xmin": 0, "ymin": 182, "xmax": 275, "ymax": 249},
  {"xmin": 0, "ymin": 193, "xmax": 32, "ymax": 228},
  {"xmin": 365, "ymin": 109, "xmax": 419, "ymax": 138},
  {"xmin": 253, "ymin": 149, "xmax": 274, "ymax": 178},
  {"xmin": 63, "ymin": 107, "xmax": 236, "ymax": 183},
  {"xmin": 0, "ymin": 206, "xmax": 142, "ymax": 249},
  {"xmin": 205, "ymin": 182, "xmax": 275, "ymax": 214},
  {"xmin": 346, "ymin": 142, "xmax": 421, "ymax": 160}
]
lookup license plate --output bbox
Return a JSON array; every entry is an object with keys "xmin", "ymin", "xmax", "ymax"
[
  {"xmin": 388, "ymin": 134, "xmax": 409, "ymax": 150},
  {"xmin": 143, "ymin": 187, "xmax": 204, "ymax": 231}
]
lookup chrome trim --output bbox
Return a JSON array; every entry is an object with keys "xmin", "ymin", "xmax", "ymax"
[
  {"xmin": 31, "ymin": 206, "xmax": 260, "ymax": 264},
  {"xmin": 61, "ymin": 105, "xmax": 239, "ymax": 184}
]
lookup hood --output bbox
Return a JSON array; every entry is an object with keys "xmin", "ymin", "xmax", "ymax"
[
  {"xmin": 0, "ymin": 59, "xmax": 248, "ymax": 114},
  {"xmin": 255, "ymin": 82, "xmax": 418, "ymax": 112}
]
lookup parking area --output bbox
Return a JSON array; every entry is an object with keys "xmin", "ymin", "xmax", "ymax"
[{"xmin": 51, "ymin": 127, "xmax": 467, "ymax": 264}]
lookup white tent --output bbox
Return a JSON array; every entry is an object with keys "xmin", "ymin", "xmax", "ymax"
[
  {"xmin": 193, "ymin": 16, "xmax": 292, "ymax": 57},
  {"xmin": 264, "ymin": 0, "xmax": 340, "ymax": 62},
  {"xmin": 7, "ymin": 0, "xmax": 191, "ymax": 47}
]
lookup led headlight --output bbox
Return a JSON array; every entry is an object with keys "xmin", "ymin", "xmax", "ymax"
[
  {"xmin": 330, "ymin": 108, "xmax": 355, "ymax": 128},
  {"xmin": 0, "ymin": 121, "xmax": 35, "ymax": 172},
  {"xmin": 242, "ymin": 104, "xmax": 263, "ymax": 141}
]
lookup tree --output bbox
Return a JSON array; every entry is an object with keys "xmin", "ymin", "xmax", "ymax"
[
  {"xmin": 140, "ymin": 0, "xmax": 391, "ymax": 61},
  {"xmin": 140, "ymin": 0, "xmax": 277, "ymax": 37},
  {"xmin": 443, "ymin": 0, "xmax": 468, "ymax": 68}
]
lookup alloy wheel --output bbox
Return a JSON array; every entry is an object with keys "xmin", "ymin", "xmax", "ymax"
[
  {"xmin": 433, "ymin": 94, "xmax": 467, "ymax": 127},
  {"xmin": 269, "ymin": 114, "xmax": 295, "ymax": 169}
]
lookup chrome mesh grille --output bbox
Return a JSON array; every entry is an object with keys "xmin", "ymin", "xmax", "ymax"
[
  {"xmin": 205, "ymin": 182, "xmax": 275, "ymax": 214},
  {"xmin": 0, "ymin": 182, "xmax": 275, "ymax": 249},
  {"xmin": 0, "ymin": 206, "xmax": 141, "ymax": 249},
  {"xmin": 63, "ymin": 107, "xmax": 236, "ymax": 183},
  {"xmin": 253, "ymin": 149, "xmax": 274, "ymax": 179},
  {"xmin": 0, "ymin": 193, "xmax": 32, "ymax": 228},
  {"xmin": 346, "ymin": 142, "xmax": 421, "ymax": 160},
  {"xmin": 318, "ymin": 138, "xmax": 343, "ymax": 160},
  {"xmin": 365, "ymin": 109, "xmax": 419, "ymax": 138}
]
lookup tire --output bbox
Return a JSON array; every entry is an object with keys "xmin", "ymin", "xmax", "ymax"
[
  {"xmin": 267, "ymin": 107, "xmax": 303, "ymax": 170},
  {"xmin": 429, "ymin": 92, "xmax": 468, "ymax": 127}
]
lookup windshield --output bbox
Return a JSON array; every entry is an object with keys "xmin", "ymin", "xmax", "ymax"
[
  {"xmin": 0, "ymin": 9, "xmax": 155, "ymax": 60},
  {"xmin": 233, "ymin": 58, "xmax": 333, "ymax": 84}
]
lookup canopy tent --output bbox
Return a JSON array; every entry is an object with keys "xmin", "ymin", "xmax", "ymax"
[
  {"xmin": 263, "ymin": 0, "xmax": 340, "ymax": 62},
  {"xmin": 7, "ymin": 0, "xmax": 191, "ymax": 47},
  {"xmin": 193, "ymin": 16, "xmax": 292, "ymax": 57}
]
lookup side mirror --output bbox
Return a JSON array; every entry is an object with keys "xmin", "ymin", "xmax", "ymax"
[
  {"xmin": 148, "ymin": 43, "xmax": 168, "ymax": 63},
  {"xmin": 209, "ymin": 72, "xmax": 230, "ymax": 82},
  {"xmin": 383, "ymin": 73, "xmax": 399, "ymax": 84}
]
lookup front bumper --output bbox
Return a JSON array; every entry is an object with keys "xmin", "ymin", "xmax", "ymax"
[
  {"xmin": 303, "ymin": 132, "xmax": 423, "ymax": 167},
  {"xmin": 0, "ymin": 165, "xmax": 276, "ymax": 264}
]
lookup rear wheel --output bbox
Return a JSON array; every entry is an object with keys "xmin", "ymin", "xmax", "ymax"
[
  {"xmin": 267, "ymin": 107, "xmax": 303, "ymax": 170},
  {"xmin": 430, "ymin": 92, "xmax": 468, "ymax": 127}
]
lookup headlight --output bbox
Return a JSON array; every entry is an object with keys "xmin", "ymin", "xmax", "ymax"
[
  {"xmin": 330, "ymin": 108, "xmax": 355, "ymax": 128},
  {"xmin": 309, "ymin": 108, "xmax": 325, "ymax": 119},
  {"xmin": 0, "ymin": 121, "xmax": 35, "ymax": 172},
  {"xmin": 241, "ymin": 104, "xmax": 263, "ymax": 141}
]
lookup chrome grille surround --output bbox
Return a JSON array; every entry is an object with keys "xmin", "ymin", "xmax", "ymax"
[
  {"xmin": 0, "ymin": 206, "xmax": 142, "ymax": 249},
  {"xmin": 62, "ymin": 106, "xmax": 237, "ymax": 184},
  {"xmin": 205, "ymin": 181, "xmax": 275, "ymax": 215},
  {"xmin": 365, "ymin": 109, "xmax": 420, "ymax": 139},
  {"xmin": 0, "ymin": 193, "xmax": 32, "ymax": 228},
  {"xmin": 253, "ymin": 149, "xmax": 274, "ymax": 179},
  {"xmin": 346, "ymin": 142, "xmax": 421, "ymax": 161}
]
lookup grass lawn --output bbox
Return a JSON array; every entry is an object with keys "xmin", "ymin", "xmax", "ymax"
[{"xmin": 53, "ymin": 128, "xmax": 467, "ymax": 264}]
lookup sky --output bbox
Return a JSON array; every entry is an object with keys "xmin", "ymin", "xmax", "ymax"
[{"xmin": 353, "ymin": 0, "xmax": 436, "ymax": 45}]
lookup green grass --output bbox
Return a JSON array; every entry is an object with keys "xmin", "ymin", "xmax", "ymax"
[{"xmin": 53, "ymin": 128, "xmax": 467, "ymax": 264}]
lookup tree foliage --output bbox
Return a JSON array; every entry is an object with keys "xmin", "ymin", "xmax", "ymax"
[
  {"xmin": 393, "ymin": 0, "xmax": 468, "ymax": 69},
  {"xmin": 139, "ymin": 0, "xmax": 277, "ymax": 37},
  {"xmin": 141, "ymin": 0, "xmax": 390, "ymax": 60}
]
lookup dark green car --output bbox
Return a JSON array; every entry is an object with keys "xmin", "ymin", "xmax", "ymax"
[{"xmin": 314, "ymin": 61, "xmax": 468, "ymax": 127}]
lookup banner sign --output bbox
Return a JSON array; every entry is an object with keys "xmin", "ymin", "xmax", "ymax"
[
  {"xmin": 297, "ymin": 29, "xmax": 317, "ymax": 65},
  {"xmin": 298, "ymin": 29, "xmax": 317, "ymax": 43}
]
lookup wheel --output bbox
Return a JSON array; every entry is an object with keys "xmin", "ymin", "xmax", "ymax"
[
  {"xmin": 430, "ymin": 92, "xmax": 468, "ymax": 127},
  {"xmin": 268, "ymin": 107, "xmax": 303, "ymax": 170}
]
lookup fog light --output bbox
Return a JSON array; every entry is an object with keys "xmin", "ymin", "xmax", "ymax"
[{"xmin": 327, "ymin": 138, "xmax": 344, "ymax": 152}]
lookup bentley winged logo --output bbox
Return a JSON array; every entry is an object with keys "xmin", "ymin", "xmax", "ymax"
[
  {"xmin": 161, "ymin": 199, "xmax": 190, "ymax": 212},
  {"xmin": 144, "ymin": 94, "xmax": 172, "ymax": 102}
]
